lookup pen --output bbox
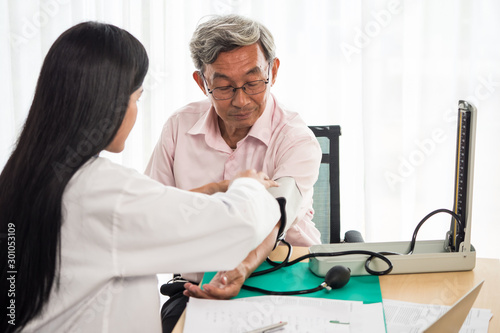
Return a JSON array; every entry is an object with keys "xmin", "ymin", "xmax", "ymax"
[{"xmin": 245, "ymin": 321, "xmax": 288, "ymax": 333}]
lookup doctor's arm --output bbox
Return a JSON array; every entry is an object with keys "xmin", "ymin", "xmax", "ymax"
[
  {"xmin": 183, "ymin": 220, "xmax": 281, "ymax": 299},
  {"xmin": 184, "ymin": 171, "xmax": 283, "ymax": 299},
  {"xmin": 184, "ymin": 135, "xmax": 320, "ymax": 299},
  {"xmin": 184, "ymin": 177, "xmax": 300, "ymax": 299}
]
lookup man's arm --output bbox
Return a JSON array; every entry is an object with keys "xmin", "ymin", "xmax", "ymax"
[
  {"xmin": 183, "ymin": 133, "xmax": 320, "ymax": 299},
  {"xmin": 144, "ymin": 119, "xmax": 176, "ymax": 186},
  {"xmin": 183, "ymin": 221, "xmax": 280, "ymax": 299}
]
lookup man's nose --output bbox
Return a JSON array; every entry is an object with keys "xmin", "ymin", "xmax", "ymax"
[{"xmin": 231, "ymin": 87, "xmax": 251, "ymax": 107}]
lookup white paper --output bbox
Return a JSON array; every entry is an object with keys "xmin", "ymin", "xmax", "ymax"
[
  {"xmin": 383, "ymin": 299, "xmax": 493, "ymax": 333},
  {"xmin": 184, "ymin": 296, "xmax": 386, "ymax": 333}
]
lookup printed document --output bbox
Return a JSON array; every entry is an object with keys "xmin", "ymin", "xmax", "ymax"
[{"xmin": 184, "ymin": 296, "xmax": 385, "ymax": 333}]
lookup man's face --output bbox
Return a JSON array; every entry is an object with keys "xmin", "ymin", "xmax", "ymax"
[{"xmin": 197, "ymin": 43, "xmax": 279, "ymax": 133}]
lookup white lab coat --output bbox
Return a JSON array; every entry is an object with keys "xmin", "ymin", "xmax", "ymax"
[{"xmin": 24, "ymin": 157, "xmax": 280, "ymax": 333}]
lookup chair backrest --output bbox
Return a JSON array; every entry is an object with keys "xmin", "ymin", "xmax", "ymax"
[{"xmin": 309, "ymin": 125, "xmax": 341, "ymax": 243}]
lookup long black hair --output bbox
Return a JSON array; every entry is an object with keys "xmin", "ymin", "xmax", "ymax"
[{"xmin": 0, "ymin": 22, "xmax": 148, "ymax": 332}]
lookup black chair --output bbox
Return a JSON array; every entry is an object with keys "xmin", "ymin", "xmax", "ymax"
[{"xmin": 309, "ymin": 125, "xmax": 364, "ymax": 244}]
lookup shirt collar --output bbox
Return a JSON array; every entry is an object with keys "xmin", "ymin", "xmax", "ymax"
[
  {"xmin": 245, "ymin": 94, "xmax": 275, "ymax": 147},
  {"xmin": 187, "ymin": 100, "xmax": 215, "ymax": 136},
  {"xmin": 187, "ymin": 100, "xmax": 231, "ymax": 153},
  {"xmin": 187, "ymin": 94, "xmax": 277, "ymax": 148}
]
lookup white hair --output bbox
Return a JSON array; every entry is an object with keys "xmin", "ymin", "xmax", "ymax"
[{"xmin": 189, "ymin": 14, "xmax": 276, "ymax": 71}]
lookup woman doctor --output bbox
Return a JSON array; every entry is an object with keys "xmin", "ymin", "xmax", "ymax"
[{"xmin": 0, "ymin": 22, "xmax": 280, "ymax": 333}]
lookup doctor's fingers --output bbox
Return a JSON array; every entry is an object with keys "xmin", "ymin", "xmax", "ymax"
[
  {"xmin": 255, "ymin": 172, "xmax": 279, "ymax": 189},
  {"xmin": 234, "ymin": 169, "xmax": 258, "ymax": 178}
]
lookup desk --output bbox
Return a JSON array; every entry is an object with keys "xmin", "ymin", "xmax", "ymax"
[
  {"xmin": 173, "ymin": 246, "xmax": 499, "ymax": 332},
  {"xmin": 379, "ymin": 257, "xmax": 499, "ymax": 331}
]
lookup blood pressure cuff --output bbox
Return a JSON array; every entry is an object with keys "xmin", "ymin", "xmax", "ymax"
[{"xmin": 267, "ymin": 177, "xmax": 302, "ymax": 246}]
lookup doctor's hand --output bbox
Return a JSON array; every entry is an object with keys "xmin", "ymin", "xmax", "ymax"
[
  {"xmin": 232, "ymin": 169, "xmax": 279, "ymax": 190},
  {"xmin": 190, "ymin": 180, "xmax": 230, "ymax": 194},
  {"xmin": 183, "ymin": 266, "xmax": 247, "ymax": 300}
]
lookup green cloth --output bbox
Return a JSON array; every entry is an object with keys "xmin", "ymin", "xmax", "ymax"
[{"xmin": 202, "ymin": 261, "xmax": 382, "ymax": 303}]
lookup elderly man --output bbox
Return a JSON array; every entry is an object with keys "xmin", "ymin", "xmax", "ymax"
[{"xmin": 146, "ymin": 14, "xmax": 322, "ymax": 332}]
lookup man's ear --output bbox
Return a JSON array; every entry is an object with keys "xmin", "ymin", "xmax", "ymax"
[
  {"xmin": 270, "ymin": 58, "xmax": 280, "ymax": 86},
  {"xmin": 193, "ymin": 71, "xmax": 207, "ymax": 95}
]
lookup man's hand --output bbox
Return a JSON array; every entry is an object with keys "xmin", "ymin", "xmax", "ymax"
[
  {"xmin": 185, "ymin": 169, "xmax": 280, "ymax": 300},
  {"xmin": 183, "ymin": 265, "xmax": 249, "ymax": 300},
  {"xmin": 183, "ymin": 220, "xmax": 281, "ymax": 300}
]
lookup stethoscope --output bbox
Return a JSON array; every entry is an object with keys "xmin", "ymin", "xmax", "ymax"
[
  {"xmin": 241, "ymin": 208, "xmax": 464, "ymax": 295},
  {"xmin": 241, "ymin": 239, "xmax": 394, "ymax": 295}
]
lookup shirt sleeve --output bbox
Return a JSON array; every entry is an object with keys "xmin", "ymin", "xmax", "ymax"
[
  {"xmin": 267, "ymin": 176, "xmax": 302, "ymax": 237},
  {"xmin": 112, "ymin": 174, "xmax": 281, "ymax": 277},
  {"xmin": 144, "ymin": 117, "xmax": 176, "ymax": 186},
  {"xmin": 272, "ymin": 127, "xmax": 322, "ymax": 198}
]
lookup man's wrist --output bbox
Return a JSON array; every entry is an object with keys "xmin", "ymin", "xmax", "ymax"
[{"xmin": 235, "ymin": 262, "xmax": 252, "ymax": 280}]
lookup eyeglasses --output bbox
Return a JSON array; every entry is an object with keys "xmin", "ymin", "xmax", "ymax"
[{"xmin": 201, "ymin": 66, "xmax": 270, "ymax": 101}]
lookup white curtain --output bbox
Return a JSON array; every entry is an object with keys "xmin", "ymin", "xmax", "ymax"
[{"xmin": 2, "ymin": 0, "xmax": 499, "ymax": 259}]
